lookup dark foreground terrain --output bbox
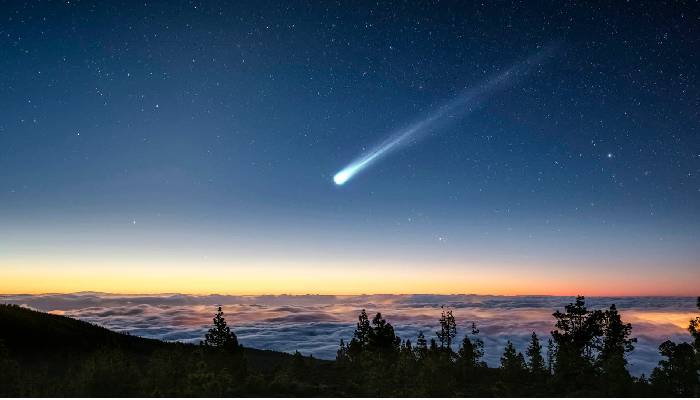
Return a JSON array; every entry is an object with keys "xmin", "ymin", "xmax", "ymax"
[{"xmin": 0, "ymin": 297, "xmax": 698, "ymax": 397}]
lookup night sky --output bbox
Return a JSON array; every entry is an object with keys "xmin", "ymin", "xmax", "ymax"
[{"xmin": 1, "ymin": 1, "xmax": 698, "ymax": 295}]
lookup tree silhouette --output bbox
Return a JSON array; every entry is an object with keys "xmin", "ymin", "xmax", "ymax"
[
  {"xmin": 499, "ymin": 340, "xmax": 527, "ymax": 395},
  {"xmin": 339, "ymin": 310, "xmax": 403, "ymax": 396},
  {"xmin": 651, "ymin": 340, "xmax": 697, "ymax": 396},
  {"xmin": 203, "ymin": 306, "xmax": 240, "ymax": 351},
  {"xmin": 414, "ymin": 331, "xmax": 428, "ymax": 361},
  {"xmin": 336, "ymin": 339, "xmax": 348, "ymax": 364},
  {"xmin": 469, "ymin": 322, "xmax": 485, "ymax": 364},
  {"xmin": 687, "ymin": 297, "xmax": 700, "ymax": 396},
  {"xmin": 546, "ymin": 338, "xmax": 555, "ymax": 374},
  {"xmin": 550, "ymin": 295, "xmax": 605, "ymax": 394},
  {"xmin": 525, "ymin": 332, "xmax": 548, "ymax": 395},
  {"xmin": 400, "ymin": 338, "xmax": 413, "ymax": 356},
  {"xmin": 689, "ymin": 297, "xmax": 700, "ymax": 353},
  {"xmin": 598, "ymin": 304, "xmax": 636, "ymax": 393},
  {"xmin": 355, "ymin": 309, "xmax": 371, "ymax": 346},
  {"xmin": 526, "ymin": 332, "xmax": 547, "ymax": 375},
  {"xmin": 436, "ymin": 306, "xmax": 457, "ymax": 350},
  {"xmin": 347, "ymin": 309, "xmax": 371, "ymax": 360},
  {"xmin": 456, "ymin": 326, "xmax": 485, "ymax": 370},
  {"xmin": 454, "ymin": 322, "xmax": 486, "ymax": 395},
  {"xmin": 551, "ymin": 295, "xmax": 604, "ymax": 360},
  {"xmin": 368, "ymin": 312, "xmax": 401, "ymax": 356}
]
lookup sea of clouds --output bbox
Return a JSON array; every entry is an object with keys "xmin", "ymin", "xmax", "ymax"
[{"xmin": 1, "ymin": 293, "xmax": 696, "ymax": 376}]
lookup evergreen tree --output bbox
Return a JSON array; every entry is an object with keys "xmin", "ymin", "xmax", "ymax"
[
  {"xmin": 203, "ymin": 306, "xmax": 240, "ymax": 351},
  {"xmin": 414, "ymin": 331, "xmax": 428, "ymax": 361},
  {"xmin": 551, "ymin": 296, "xmax": 604, "ymax": 361},
  {"xmin": 336, "ymin": 339, "xmax": 348, "ymax": 364},
  {"xmin": 339, "ymin": 310, "xmax": 402, "ymax": 396},
  {"xmin": 500, "ymin": 340, "xmax": 527, "ymax": 372},
  {"xmin": 525, "ymin": 332, "xmax": 548, "ymax": 395},
  {"xmin": 456, "ymin": 325, "xmax": 485, "ymax": 370},
  {"xmin": 429, "ymin": 338, "xmax": 439, "ymax": 353},
  {"xmin": 526, "ymin": 332, "xmax": 547, "ymax": 375},
  {"xmin": 355, "ymin": 309, "xmax": 371, "ymax": 347},
  {"xmin": 689, "ymin": 297, "xmax": 700, "ymax": 353},
  {"xmin": 598, "ymin": 304, "xmax": 636, "ymax": 393},
  {"xmin": 650, "ymin": 340, "xmax": 697, "ymax": 396},
  {"xmin": 401, "ymin": 338, "xmax": 413, "ymax": 354},
  {"xmin": 687, "ymin": 297, "xmax": 700, "ymax": 395},
  {"xmin": 436, "ymin": 306, "xmax": 457, "ymax": 350},
  {"xmin": 470, "ymin": 322, "xmax": 485, "ymax": 365},
  {"xmin": 546, "ymin": 338, "xmax": 556, "ymax": 374},
  {"xmin": 499, "ymin": 340, "xmax": 527, "ymax": 395},
  {"xmin": 455, "ymin": 322, "xmax": 486, "ymax": 395},
  {"xmin": 347, "ymin": 309, "xmax": 371, "ymax": 360},
  {"xmin": 369, "ymin": 312, "xmax": 401, "ymax": 356},
  {"xmin": 550, "ymin": 295, "xmax": 604, "ymax": 394}
]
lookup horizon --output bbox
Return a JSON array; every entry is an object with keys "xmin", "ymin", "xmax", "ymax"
[{"xmin": 3, "ymin": 291, "xmax": 700, "ymax": 298}]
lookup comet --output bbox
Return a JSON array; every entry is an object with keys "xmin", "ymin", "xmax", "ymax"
[{"xmin": 332, "ymin": 44, "xmax": 558, "ymax": 186}]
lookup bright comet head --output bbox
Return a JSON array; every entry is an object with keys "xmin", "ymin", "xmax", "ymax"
[{"xmin": 333, "ymin": 169, "xmax": 352, "ymax": 185}]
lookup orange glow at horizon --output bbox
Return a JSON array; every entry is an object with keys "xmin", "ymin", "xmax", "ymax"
[{"xmin": 2, "ymin": 258, "xmax": 698, "ymax": 296}]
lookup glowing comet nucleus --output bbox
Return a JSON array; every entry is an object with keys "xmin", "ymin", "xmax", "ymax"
[{"xmin": 332, "ymin": 45, "xmax": 557, "ymax": 186}]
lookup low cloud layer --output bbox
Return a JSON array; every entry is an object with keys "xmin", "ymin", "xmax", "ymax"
[{"xmin": 2, "ymin": 293, "xmax": 696, "ymax": 376}]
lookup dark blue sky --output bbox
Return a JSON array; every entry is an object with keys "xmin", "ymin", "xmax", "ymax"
[{"xmin": 1, "ymin": 1, "xmax": 698, "ymax": 294}]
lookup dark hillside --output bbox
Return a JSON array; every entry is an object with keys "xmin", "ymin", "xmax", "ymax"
[{"xmin": 0, "ymin": 304, "xmax": 337, "ymax": 396}]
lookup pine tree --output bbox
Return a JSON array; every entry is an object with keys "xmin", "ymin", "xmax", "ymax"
[
  {"xmin": 546, "ymin": 338, "xmax": 555, "ymax": 374},
  {"xmin": 551, "ymin": 295, "xmax": 604, "ymax": 361},
  {"xmin": 457, "ymin": 327, "xmax": 485, "ymax": 370},
  {"xmin": 203, "ymin": 306, "xmax": 239, "ymax": 351},
  {"xmin": 369, "ymin": 312, "xmax": 401, "ymax": 356},
  {"xmin": 456, "ymin": 322, "xmax": 487, "ymax": 394},
  {"xmin": 347, "ymin": 309, "xmax": 371, "ymax": 360},
  {"xmin": 651, "ymin": 340, "xmax": 697, "ymax": 396},
  {"xmin": 499, "ymin": 340, "xmax": 527, "ymax": 395},
  {"xmin": 687, "ymin": 297, "xmax": 700, "ymax": 396},
  {"xmin": 689, "ymin": 297, "xmax": 700, "ymax": 353},
  {"xmin": 500, "ymin": 340, "xmax": 527, "ymax": 371},
  {"xmin": 401, "ymin": 339, "xmax": 413, "ymax": 353},
  {"xmin": 336, "ymin": 339, "xmax": 348, "ymax": 364},
  {"xmin": 525, "ymin": 332, "xmax": 548, "ymax": 395},
  {"xmin": 429, "ymin": 338, "xmax": 438, "ymax": 353},
  {"xmin": 436, "ymin": 306, "xmax": 457, "ymax": 350},
  {"xmin": 353, "ymin": 310, "xmax": 371, "ymax": 347},
  {"xmin": 598, "ymin": 304, "xmax": 636, "ymax": 392},
  {"xmin": 550, "ymin": 295, "xmax": 604, "ymax": 393},
  {"xmin": 526, "ymin": 332, "xmax": 547, "ymax": 375},
  {"xmin": 414, "ymin": 331, "xmax": 428, "ymax": 361},
  {"xmin": 469, "ymin": 322, "xmax": 485, "ymax": 365}
]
